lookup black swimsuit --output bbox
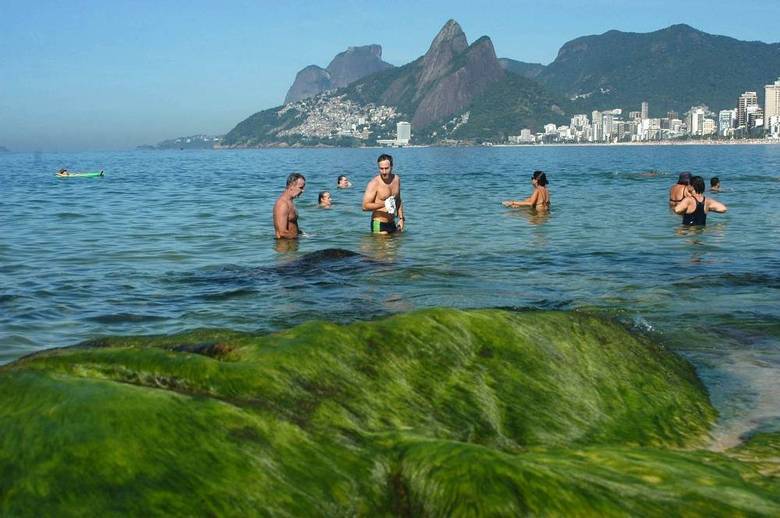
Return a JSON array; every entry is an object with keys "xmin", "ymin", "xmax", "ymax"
[{"xmin": 682, "ymin": 197, "xmax": 706, "ymax": 226}]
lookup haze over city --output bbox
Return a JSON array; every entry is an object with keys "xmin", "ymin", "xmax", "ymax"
[{"xmin": 2, "ymin": 0, "xmax": 779, "ymax": 151}]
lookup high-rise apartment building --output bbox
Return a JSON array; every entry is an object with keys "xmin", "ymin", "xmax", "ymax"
[
  {"xmin": 718, "ymin": 109, "xmax": 736, "ymax": 136},
  {"xmin": 641, "ymin": 101, "xmax": 649, "ymax": 120},
  {"xmin": 737, "ymin": 91, "xmax": 759, "ymax": 128},
  {"xmin": 396, "ymin": 121, "xmax": 411, "ymax": 145},
  {"xmin": 765, "ymin": 78, "xmax": 780, "ymax": 120}
]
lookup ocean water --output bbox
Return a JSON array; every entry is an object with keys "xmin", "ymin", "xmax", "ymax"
[{"xmin": 1, "ymin": 145, "xmax": 779, "ymax": 445}]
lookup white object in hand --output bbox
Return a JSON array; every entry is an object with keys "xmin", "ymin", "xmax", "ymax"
[{"xmin": 384, "ymin": 196, "xmax": 396, "ymax": 215}]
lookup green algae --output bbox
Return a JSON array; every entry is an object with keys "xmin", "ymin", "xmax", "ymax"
[{"xmin": 1, "ymin": 308, "xmax": 777, "ymax": 515}]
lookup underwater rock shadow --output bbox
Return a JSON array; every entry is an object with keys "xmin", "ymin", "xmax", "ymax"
[{"xmin": 170, "ymin": 248, "xmax": 382, "ymax": 301}]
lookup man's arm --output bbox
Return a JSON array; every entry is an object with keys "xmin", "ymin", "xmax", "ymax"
[
  {"xmin": 707, "ymin": 198, "xmax": 728, "ymax": 213},
  {"xmin": 273, "ymin": 201, "xmax": 296, "ymax": 239},
  {"xmin": 362, "ymin": 180, "xmax": 384, "ymax": 211},
  {"xmin": 396, "ymin": 178, "xmax": 405, "ymax": 231}
]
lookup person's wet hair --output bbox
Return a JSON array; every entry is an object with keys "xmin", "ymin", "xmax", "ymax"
[
  {"xmin": 377, "ymin": 153, "xmax": 393, "ymax": 166},
  {"xmin": 286, "ymin": 172, "xmax": 305, "ymax": 187},
  {"xmin": 677, "ymin": 172, "xmax": 691, "ymax": 185},
  {"xmin": 337, "ymin": 175, "xmax": 347, "ymax": 185},
  {"xmin": 318, "ymin": 191, "xmax": 329, "ymax": 204},
  {"xmin": 711, "ymin": 177, "xmax": 720, "ymax": 187},
  {"xmin": 532, "ymin": 170, "xmax": 548, "ymax": 187},
  {"xmin": 690, "ymin": 175, "xmax": 705, "ymax": 194}
]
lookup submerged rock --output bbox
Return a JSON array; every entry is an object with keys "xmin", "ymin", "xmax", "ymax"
[{"xmin": 0, "ymin": 309, "xmax": 777, "ymax": 515}]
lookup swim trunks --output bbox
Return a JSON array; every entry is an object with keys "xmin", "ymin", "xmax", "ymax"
[{"xmin": 371, "ymin": 219, "xmax": 397, "ymax": 234}]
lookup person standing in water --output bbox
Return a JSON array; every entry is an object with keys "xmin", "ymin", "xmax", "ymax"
[
  {"xmin": 273, "ymin": 173, "xmax": 306, "ymax": 239},
  {"xmin": 674, "ymin": 175, "xmax": 727, "ymax": 226},
  {"xmin": 362, "ymin": 154, "xmax": 404, "ymax": 233},
  {"xmin": 502, "ymin": 170, "xmax": 550, "ymax": 209}
]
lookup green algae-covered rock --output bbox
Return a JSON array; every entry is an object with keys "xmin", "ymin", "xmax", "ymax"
[{"xmin": 0, "ymin": 309, "xmax": 777, "ymax": 515}]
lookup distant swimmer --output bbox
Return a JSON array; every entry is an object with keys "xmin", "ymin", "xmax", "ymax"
[
  {"xmin": 362, "ymin": 153, "xmax": 404, "ymax": 233},
  {"xmin": 337, "ymin": 175, "xmax": 352, "ymax": 189},
  {"xmin": 669, "ymin": 172, "xmax": 691, "ymax": 205},
  {"xmin": 273, "ymin": 173, "xmax": 306, "ymax": 239},
  {"xmin": 502, "ymin": 170, "xmax": 550, "ymax": 209},
  {"xmin": 56, "ymin": 168, "xmax": 70, "ymax": 177},
  {"xmin": 710, "ymin": 177, "xmax": 721, "ymax": 192},
  {"xmin": 674, "ymin": 175, "xmax": 727, "ymax": 226},
  {"xmin": 318, "ymin": 191, "xmax": 332, "ymax": 208}
]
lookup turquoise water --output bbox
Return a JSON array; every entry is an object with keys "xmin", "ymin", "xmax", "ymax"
[{"xmin": 1, "ymin": 145, "xmax": 779, "ymax": 444}]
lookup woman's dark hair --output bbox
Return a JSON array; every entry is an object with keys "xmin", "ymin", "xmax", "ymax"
[
  {"xmin": 318, "ymin": 191, "xmax": 329, "ymax": 203},
  {"xmin": 532, "ymin": 170, "xmax": 548, "ymax": 186},
  {"xmin": 377, "ymin": 153, "xmax": 393, "ymax": 166},
  {"xmin": 690, "ymin": 175, "xmax": 705, "ymax": 194}
]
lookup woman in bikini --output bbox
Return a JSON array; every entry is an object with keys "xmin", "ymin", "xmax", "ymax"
[
  {"xmin": 669, "ymin": 172, "xmax": 691, "ymax": 205},
  {"xmin": 502, "ymin": 170, "xmax": 550, "ymax": 210}
]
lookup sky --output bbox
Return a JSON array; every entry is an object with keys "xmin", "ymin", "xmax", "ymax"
[{"xmin": 2, "ymin": 0, "xmax": 779, "ymax": 151}]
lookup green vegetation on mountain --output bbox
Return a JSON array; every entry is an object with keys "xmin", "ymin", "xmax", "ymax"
[
  {"xmin": 222, "ymin": 105, "xmax": 304, "ymax": 146},
  {"xmin": 449, "ymin": 73, "xmax": 569, "ymax": 140},
  {"xmin": 498, "ymin": 58, "xmax": 546, "ymax": 79},
  {"xmin": 2, "ymin": 307, "xmax": 778, "ymax": 514},
  {"xmin": 539, "ymin": 24, "xmax": 780, "ymax": 115}
]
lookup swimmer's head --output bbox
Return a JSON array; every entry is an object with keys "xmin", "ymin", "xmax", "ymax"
[
  {"xmin": 678, "ymin": 172, "xmax": 691, "ymax": 185},
  {"xmin": 690, "ymin": 175, "xmax": 705, "ymax": 194},
  {"xmin": 532, "ymin": 170, "xmax": 548, "ymax": 186},
  {"xmin": 337, "ymin": 175, "xmax": 351, "ymax": 188},
  {"xmin": 710, "ymin": 177, "xmax": 720, "ymax": 188},
  {"xmin": 318, "ymin": 191, "xmax": 331, "ymax": 206}
]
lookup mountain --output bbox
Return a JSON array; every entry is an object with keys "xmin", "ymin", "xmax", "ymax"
[
  {"xmin": 498, "ymin": 58, "xmax": 545, "ymax": 79},
  {"xmin": 344, "ymin": 20, "xmax": 507, "ymax": 130},
  {"xmin": 224, "ymin": 20, "xmax": 568, "ymax": 146},
  {"xmin": 538, "ymin": 24, "xmax": 780, "ymax": 115},
  {"xmin": 284, "ymin": 45, "xmax": 394, "ymax": 104}
]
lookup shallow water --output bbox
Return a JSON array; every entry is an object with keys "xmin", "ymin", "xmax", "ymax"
[{"xmin": 1, "ymin": 145, "xmax": 779, "ymax": 443}]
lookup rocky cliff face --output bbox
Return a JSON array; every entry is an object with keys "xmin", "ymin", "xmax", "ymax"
[
  {"xmin": 326, "ymin": 44, "xmax": 392, "ymax": 88},
  {"xmin": 284, "ymin": 66, "xmax": 333, "ymax": 104},
  {"xmin": 284, "ymin": 45, "xmax": 393, "ymax": 104},
  {"xmin": 417, "ymin": 19, "xmax": 469, "ymax": 89},
  {"xmin": 412, "ymin": 35, "xmax": 505, "ymax": 128}
]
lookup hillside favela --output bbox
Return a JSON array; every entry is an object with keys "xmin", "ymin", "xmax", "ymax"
[{"xmin": 2, "ymin": 6, "xmax": 780, "ymax": 517}]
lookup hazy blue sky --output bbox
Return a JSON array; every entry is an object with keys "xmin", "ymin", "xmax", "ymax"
[{"xmin": 2, "ymin": 0, "xmax": 779, "ymax": 151}]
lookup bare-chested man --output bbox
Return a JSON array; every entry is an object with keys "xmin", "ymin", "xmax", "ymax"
[
  {"xmin": 362, "ymin": 154, "xmax": 404, "ymax": 233},
  {"xmin": 273, "ymin": 173, "xmax": 306, "ymax": 239}
]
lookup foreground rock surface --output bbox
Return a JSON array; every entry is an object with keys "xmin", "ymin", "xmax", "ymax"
[{"xmin": 1, "ymin": 309, "xmax": 778, "ymax": 515}]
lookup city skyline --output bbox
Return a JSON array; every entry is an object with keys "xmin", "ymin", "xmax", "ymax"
[{"xmin": 2, "ymin": 1, "xmax": 780, "ymax": 151}]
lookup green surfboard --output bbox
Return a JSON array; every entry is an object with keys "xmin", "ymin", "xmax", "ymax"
[{"xmin": 56, "ymin": 170, "xmax": 104, "ymax": 178}]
